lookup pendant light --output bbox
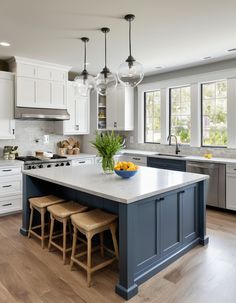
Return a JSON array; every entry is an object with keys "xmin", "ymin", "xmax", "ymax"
[
  {"xmin": 117, "ymin": 14, "xmax": 144, "ymax": 87},
  {"xmin": 95, "ymin": 27, "xmax": 117, "ymax": 96},
  {"xmin": 74, "ymin": 37, "xmax": 94, "ymax": 97}
]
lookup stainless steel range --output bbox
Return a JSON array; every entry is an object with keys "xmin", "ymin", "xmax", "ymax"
[{"xmin": 16, "ymin": 154, "xmax": 71, "ymax": 170}]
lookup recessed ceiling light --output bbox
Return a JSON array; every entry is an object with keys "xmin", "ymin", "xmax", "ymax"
[
  {"xmin": 202, "ymin": 56, "xmax": 212, "ymax": 60},
  {"xmin": 0, "ymin": 41, "xmax": 11, "ymax": 47},
  {"xmin": 227, "ymin": 48, "xmax": 236, "ymax": 52}
]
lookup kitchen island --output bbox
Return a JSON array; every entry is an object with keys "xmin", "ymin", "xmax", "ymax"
[{"xmin": 21, "ymin": 165, "xmax": 209, "ymax": 300}]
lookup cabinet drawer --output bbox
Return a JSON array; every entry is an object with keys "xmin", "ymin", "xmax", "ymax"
[
  {"xmin": 17, "ymin": 63, "xmax": 36, "ymax": 78},
  {"xmin": 120, "ymin": 155, "xmax": 147, "ymax": 165},
  {"xmin": 0, "ymin": 195, "xmax": 22, "ymax": 215},
  {"xmin": 226, "ymin": 165, "xmax": 236, "ymax": 174},
  {"xmin": 0, "ymin": 179, "xmax": 22, "ymax": 196},
  {"xmin": 0, "ymin": 167, "xmax": 21, "ymax": 177},
  {"xmin": 71, "ymin": 158, "xmax": 94, "ymax": 166}
]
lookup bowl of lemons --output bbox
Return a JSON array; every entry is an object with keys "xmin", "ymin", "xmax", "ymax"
[{"xmin": 114, "ymin": 161, "xmax": 139, "ymax": 178}]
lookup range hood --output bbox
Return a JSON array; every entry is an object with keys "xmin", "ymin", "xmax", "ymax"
[{"xmin": 15, "ymin": 107, "xmax": 70, "ymax": 121}]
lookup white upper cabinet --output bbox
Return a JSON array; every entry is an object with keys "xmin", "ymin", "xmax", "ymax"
[
  {"xmin": 56, "ymin": 82, "xmax": 90, "ymax": 135},
  {"xmin": 0, "ymin": 72, "xmax": 15, "ymax": 139},
  {"xmin": 9, "ymin": 57, "xmax": 70, "ymax": 109},
  {"xmin": 97, "ymin": 85, "xmax": 134, "ymax": 131}
]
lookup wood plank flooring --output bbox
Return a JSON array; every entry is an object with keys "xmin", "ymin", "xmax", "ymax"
[{"xmin": 0, "ymin": 209, "xmax": 235, "ymax": 303}]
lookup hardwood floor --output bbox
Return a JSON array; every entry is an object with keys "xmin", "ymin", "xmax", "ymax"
[{"xmin": 0, "ymin": 209, "xmax": 235, "ymax": 303}]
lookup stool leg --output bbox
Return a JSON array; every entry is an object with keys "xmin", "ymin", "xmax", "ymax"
[
  {"xmin": 48, "ymin": 214, "xmax": 54, "ymax": 251},
  {"xmin": 41, "ymin": 208, "xmax": 46, "ymax": 249},
  {"xmin": 70, "ymin": 225, "xmax": 77, "ymax": 270},
  {"xmin": 63, "ymin": 218, "xmax": 67, "ymax": 265},
  {"xmin": 110, "ymin": 223, "xmax": 119, "ymax": 260},
  {"xmin": 87, "ymin": 232, "xmax": 92, "ymax": 287},
  {"xmin": 28, "ymin": 205, "xmax": 33, "ymax": 238},
  {"xmin": 100, "ymin": 232, "xmax": 104, "ymax": 257}
]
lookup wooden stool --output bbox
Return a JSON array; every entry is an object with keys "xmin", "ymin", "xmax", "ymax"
[
  {"xmin": 70, "ymin": 208, "xmax": 119, "ymax": 286},
  {"xmin": 28, "ymin": 195, "xmax": 65, "ymax": 249},
  {"xmin": 47, "ymin": 201, "xmax": 88, "ymax": 264}
]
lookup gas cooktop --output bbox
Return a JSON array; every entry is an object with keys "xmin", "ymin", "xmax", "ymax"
[{"xmin": 16, "ymin": 154, "xmax": 71, "ymax": 170}]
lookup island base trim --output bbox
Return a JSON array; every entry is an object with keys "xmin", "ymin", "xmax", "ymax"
[
  {"xmin": 199, "ymin": 236, "xmax": 209, "ymax": 246},
  {"xmin": 20, "ymin": 227, "xmax": 28, "ymax": 236},
  {"xmin": 115, "ymin": 283, "xmax": 138, "ymax": 300}
]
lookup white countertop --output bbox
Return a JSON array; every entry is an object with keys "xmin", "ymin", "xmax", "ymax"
[
  {"xmin": 0, "ymin": 159, "xmax": 23, "ymax": 167},
  {"xmin": 121, "ymin": 149, "xmax": 236, "ymax": 164},
  {"xmin": 23, "ymin": 164, "xmax": 208, "ymax": 204}
]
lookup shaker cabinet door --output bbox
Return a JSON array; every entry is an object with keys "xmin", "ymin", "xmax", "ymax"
[{"xmin": 16, "ymin": 77, "xmax": 36, "ymax": 107}]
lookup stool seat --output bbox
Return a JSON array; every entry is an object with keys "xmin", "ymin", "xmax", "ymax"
[
  {"xmin": 29, "ymin": 195, "xmax": 64, "ymax": 208},
  {"xmin": 47, "ymin": 201, "xmax": 88, "ymax": 219},
  {"xmin": 71, "ymin": 209, "xmax": 117, "ymax": 232}
]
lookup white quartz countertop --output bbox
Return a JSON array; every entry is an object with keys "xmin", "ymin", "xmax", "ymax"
[
  {"xmin": 0, "ymin": 159, "xmax": 23, "ymax": 167},
  {"xmin": 121, "ymin": 149, "xmax": 236, "ymax": 164},
  {"xmin": 23, "ymin": 164, "xmax": 208, "ymax": 204}
]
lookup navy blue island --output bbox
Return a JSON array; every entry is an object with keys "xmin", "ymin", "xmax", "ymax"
[{"xmin": 20, "ymin": 164, "xmax": 209, "ymax": 300}]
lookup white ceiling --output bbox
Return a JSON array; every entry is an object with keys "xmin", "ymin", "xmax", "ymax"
[{"xmin": 1, "ymin": 0, "xmax": 236, "ymax": 76}]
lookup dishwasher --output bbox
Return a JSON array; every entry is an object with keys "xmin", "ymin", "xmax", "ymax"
[{"xmin": 186, "ymin": 161, "xmax": 226, "ymax": 208}]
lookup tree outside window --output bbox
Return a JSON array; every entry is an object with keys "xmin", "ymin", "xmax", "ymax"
[
  {"xmin": 144, "ymin": 90, "xmax": 161, "ymax": 143},
  {"xmin": 202, "ymin": 80, "xmax": 227, "ymax": 147},
  {"xmin": 170, "ymin": 86, "xmax": 191, "ymax": 144}
]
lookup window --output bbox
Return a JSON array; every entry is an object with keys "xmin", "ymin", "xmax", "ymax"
[
  {"xmin": 169, "ymin": 86, "xmax": 191, "ymax": 144},
  {"xmin": 201, "ymin": 80, "xmax": 227, "ymax": 147},
  {"xmin": 144, "ymin": 90, "xmax": 161, "ymax": 143}
]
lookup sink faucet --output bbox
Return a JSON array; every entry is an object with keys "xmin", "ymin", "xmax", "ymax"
[{"xmin": 167, "ymin": 134, "xmax": 180, "ymax": 155}]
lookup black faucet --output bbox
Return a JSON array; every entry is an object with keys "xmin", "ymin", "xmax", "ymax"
[{"xmin": 167, "ymin": 135, "xmax": 180, "ymax": 155}]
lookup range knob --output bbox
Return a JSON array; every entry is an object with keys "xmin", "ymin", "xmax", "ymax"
[
  {"xmin": 66, "ymin": 162, "xmax": 70, "ymax": 166},
  {"xmin": 39, "ymin": 164, "xmax": 43, "ymax": 168},
  {"xmin": 47, "ymin": 164, "xmax": 51, "ymax": 168},
  {"xmin": 60, "ymin": 162, "xmax": 64, "ymax": 166},
  {"xmin": 32, "ymin": 166, "xmax": 36, "ymax": 169},
  {"xmin": 55, "ymin": 163, "xmax": 59, "ymax": 167},
  {"xmin": 28, "ymin": 165, "xmax": 32, "ymax": 170}
]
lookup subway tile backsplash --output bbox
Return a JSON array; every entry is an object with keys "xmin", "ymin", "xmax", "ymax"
[{"xmin": 0, "ymin": 120, "xmax": 82, "ymax": 156}]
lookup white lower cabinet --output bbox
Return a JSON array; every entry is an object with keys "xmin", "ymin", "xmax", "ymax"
[
  {"xmin": 118, "ymin": 155, "xmax": 147, "ymax": 166},
  {"xmin": 71, "ymin": 158, "xmax": 95, "ymax": 166},
  {"xmin": 0, "ymin": 165, "xmax": 22, "ymax": 215},
  {"xmin": 226, "ymin": 164, "xmax": 236, "ymax": 211}
]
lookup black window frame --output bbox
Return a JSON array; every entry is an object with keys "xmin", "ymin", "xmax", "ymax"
[
  {"xmin": 169, "ymin": 85, "xmax": 191, "ymax": 145},
  {"xmin": 144, "ymin": 90, "xmax": 161, "ymax": 144},
  {"xmin": 201, "ymin": 80, "xmax": 227, "ymax": 148}
]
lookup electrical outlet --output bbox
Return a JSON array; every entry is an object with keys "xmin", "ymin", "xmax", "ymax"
[
  {"xmin": 130, "ymin": 136, "xmax": 134, "ymax": 144},
  {"xmin": 43, "ymin": 135, "xmax": 50, "ymax": 144}
]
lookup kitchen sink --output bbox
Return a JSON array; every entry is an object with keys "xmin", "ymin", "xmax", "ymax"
[{"xmin": 155, "ymin": 153, "xmax": 186, "ymax": 158}]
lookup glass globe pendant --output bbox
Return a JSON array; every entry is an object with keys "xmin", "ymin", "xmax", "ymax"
[
  {"xmin": 95, "ymin": 28, "xmax": 117, "ymax": 96},
  {"xmin": 74, "ymin": 37, "xmax": 94, "ymax": 97},
  {"xmin": 117, "ymin": 14, "xmax": 144, "ymax": 87}
]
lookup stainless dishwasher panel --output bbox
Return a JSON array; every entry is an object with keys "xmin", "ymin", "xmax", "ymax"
[{"xmin": 186, "ymin": 161, "xmax": 226, "ymax": 208}]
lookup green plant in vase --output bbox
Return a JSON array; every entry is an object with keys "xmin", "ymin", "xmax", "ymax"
[{"xmin": 91, "ymin": 131, "xmax": 124, "ymax": 174}]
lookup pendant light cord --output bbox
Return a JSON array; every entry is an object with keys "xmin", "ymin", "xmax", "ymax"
[
  {"xmin": 84, "ymin": 40, "xmax": 87, "ymax": 71},
  {"xmin": 104, "ymin": 31, "xmax": 107, "ymax": 68},
  {"xmin": 129, "ymin": 19, "xmax": 132, "ymax": 57}
]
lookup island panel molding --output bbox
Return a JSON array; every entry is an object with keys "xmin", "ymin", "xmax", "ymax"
[{"xmin": 20, "ymin": 165, "xmax": 209, "ymax": 300}]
